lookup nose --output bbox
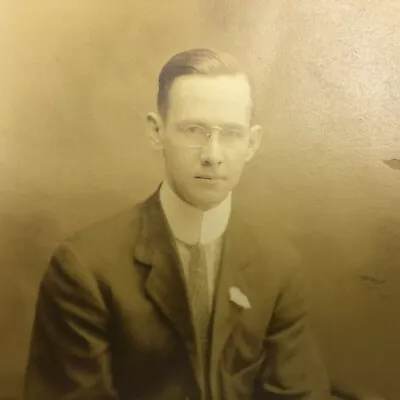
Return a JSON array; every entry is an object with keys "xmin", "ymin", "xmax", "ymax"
[{"xmin": 200, "ymin": 130, "xmax": 224, "ymax": 165}]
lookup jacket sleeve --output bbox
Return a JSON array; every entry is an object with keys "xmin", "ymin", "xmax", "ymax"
[
  {"xmin": 255, "ymin": 263, "xmax": 331, "ymax": 400},
  {"xmin": 23, "ymin": 244, "xmax": 118, "ymax": 400}
]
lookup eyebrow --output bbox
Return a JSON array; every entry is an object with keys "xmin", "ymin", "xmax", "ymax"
[{"xmin": 175, "ymin": 120, "xmax": 247, "ymax": 130}]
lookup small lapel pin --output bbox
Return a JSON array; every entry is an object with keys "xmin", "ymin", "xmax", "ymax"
[{"xmin": 229, "ymin": 286, "xmax": 251, "ymax": 309}]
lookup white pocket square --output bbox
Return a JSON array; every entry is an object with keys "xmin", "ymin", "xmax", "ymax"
[{"xmin": 229, "ymin": 286, "xmax": 251, "ymax": 309}]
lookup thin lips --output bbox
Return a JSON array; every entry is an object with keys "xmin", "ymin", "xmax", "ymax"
[{"xmin": 195, "ymin": 175, "xmax": 225, "ymax": 180}]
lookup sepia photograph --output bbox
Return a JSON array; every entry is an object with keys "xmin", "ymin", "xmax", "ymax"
[{"xmin": 0, "ymin": 1, "xmax": 399, "ymax": 399}]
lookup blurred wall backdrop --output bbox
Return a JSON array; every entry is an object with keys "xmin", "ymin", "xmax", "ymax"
[{"xmin": 0, "ymin": 1, "xmax": 399, "ymax": 399}]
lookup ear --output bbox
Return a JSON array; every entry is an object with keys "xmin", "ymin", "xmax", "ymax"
[
  {"xmin": 245, "ymin": 124, "xmax": 262, "ymax": 162},
  {"xmin": 146, "ymin": 112, "xmax": 165, "ymax": 151}
]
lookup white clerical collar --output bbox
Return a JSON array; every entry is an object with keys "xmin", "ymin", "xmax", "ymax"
[{"xmin": 159, "ymin": 180, "xmax": 231, "ymax": 245}]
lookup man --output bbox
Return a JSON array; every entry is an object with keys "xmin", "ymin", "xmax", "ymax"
[{"xmin": 24, "ymin": 48, "xmax": 330, "ymax": 399}]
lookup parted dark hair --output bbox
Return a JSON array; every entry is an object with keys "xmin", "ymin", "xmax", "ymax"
[{"xmin": 157, "ymin": 48, "xmax": 251, "ymax": 119}]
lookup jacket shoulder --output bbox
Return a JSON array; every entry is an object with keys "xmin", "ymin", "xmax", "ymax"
[{"xmin": 54, "ymin": 200, "xmax": 147, "ymax": 276}]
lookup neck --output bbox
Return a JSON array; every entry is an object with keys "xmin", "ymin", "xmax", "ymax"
[{"xmin": 159, "ymin": 181, "xmax": 231, "ymax": 245}]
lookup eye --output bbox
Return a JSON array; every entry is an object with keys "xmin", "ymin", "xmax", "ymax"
[
  {"xmin": 223, "ymin": 128, "xmax": 244, "ymax": 138},
  {"xmin": 183, "ymin": 125, "xmax": 206, "ymax": 135}
]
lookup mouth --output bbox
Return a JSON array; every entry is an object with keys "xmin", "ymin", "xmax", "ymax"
[{"xmin": 195, "ymin": 176, "xmax": 225, "ymax": 180}]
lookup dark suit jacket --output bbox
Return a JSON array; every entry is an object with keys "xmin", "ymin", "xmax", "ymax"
[{"xmin": 24, "ymin": 189, "xmax": 330, "ymax": 400}]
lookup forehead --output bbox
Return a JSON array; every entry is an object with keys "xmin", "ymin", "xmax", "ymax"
[{"xmin": 167, "ymin": 74, "xmax": 252, "ymax": 125}]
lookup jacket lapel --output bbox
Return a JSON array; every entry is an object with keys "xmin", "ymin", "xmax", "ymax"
[
  {"xmin": 209, "ymin": 207, "xmax": 253, "ymax": 396},
  {"xmin": 133, "ymin": 190, "xmax": 196, "ymax": 356},
  {"xmin": 132, "ymin": 189, "xmax": 255, "ymax": 397}
]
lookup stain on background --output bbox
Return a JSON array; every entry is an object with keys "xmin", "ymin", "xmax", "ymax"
[{"xmin": 0, "ymin": 1, "xmax": 399, "ymax": 399}]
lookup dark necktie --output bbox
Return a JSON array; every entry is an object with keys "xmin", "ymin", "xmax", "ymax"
[{"xmin": 187, "ymin": 243, "xmax": 211, "ymax": 399}]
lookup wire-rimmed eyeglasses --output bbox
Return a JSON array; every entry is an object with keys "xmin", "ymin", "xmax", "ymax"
[{"xmin": 174, "ymin": 123, "xmax": 249, "ymax": 149}]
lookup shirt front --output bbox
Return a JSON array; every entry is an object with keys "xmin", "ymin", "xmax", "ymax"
[{"xmin": 159, "ymin": 181, "xmax": 231, "ymax": 307}]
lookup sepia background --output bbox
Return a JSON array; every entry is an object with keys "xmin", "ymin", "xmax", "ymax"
[{"xmin": 1, "ymin": 0, "xmax": 399, "ymax": 399}]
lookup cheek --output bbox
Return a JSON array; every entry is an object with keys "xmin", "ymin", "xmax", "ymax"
[
  {"xmin": 164, "ymin": 145, "xmax": 197, "ymax": 177},
  {"xmin": 226, "ymin": 151, "xmax": 248, "ymax": 173}
]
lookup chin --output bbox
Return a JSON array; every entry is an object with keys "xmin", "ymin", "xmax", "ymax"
[{"xmin": 191, "ymin": 194, "xmax": 226, "ymax": 211}]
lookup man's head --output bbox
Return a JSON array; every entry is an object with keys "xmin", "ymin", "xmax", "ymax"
[{"xmin": 147, "ymin": 48, "xmax": 262, "ymax": 211}]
